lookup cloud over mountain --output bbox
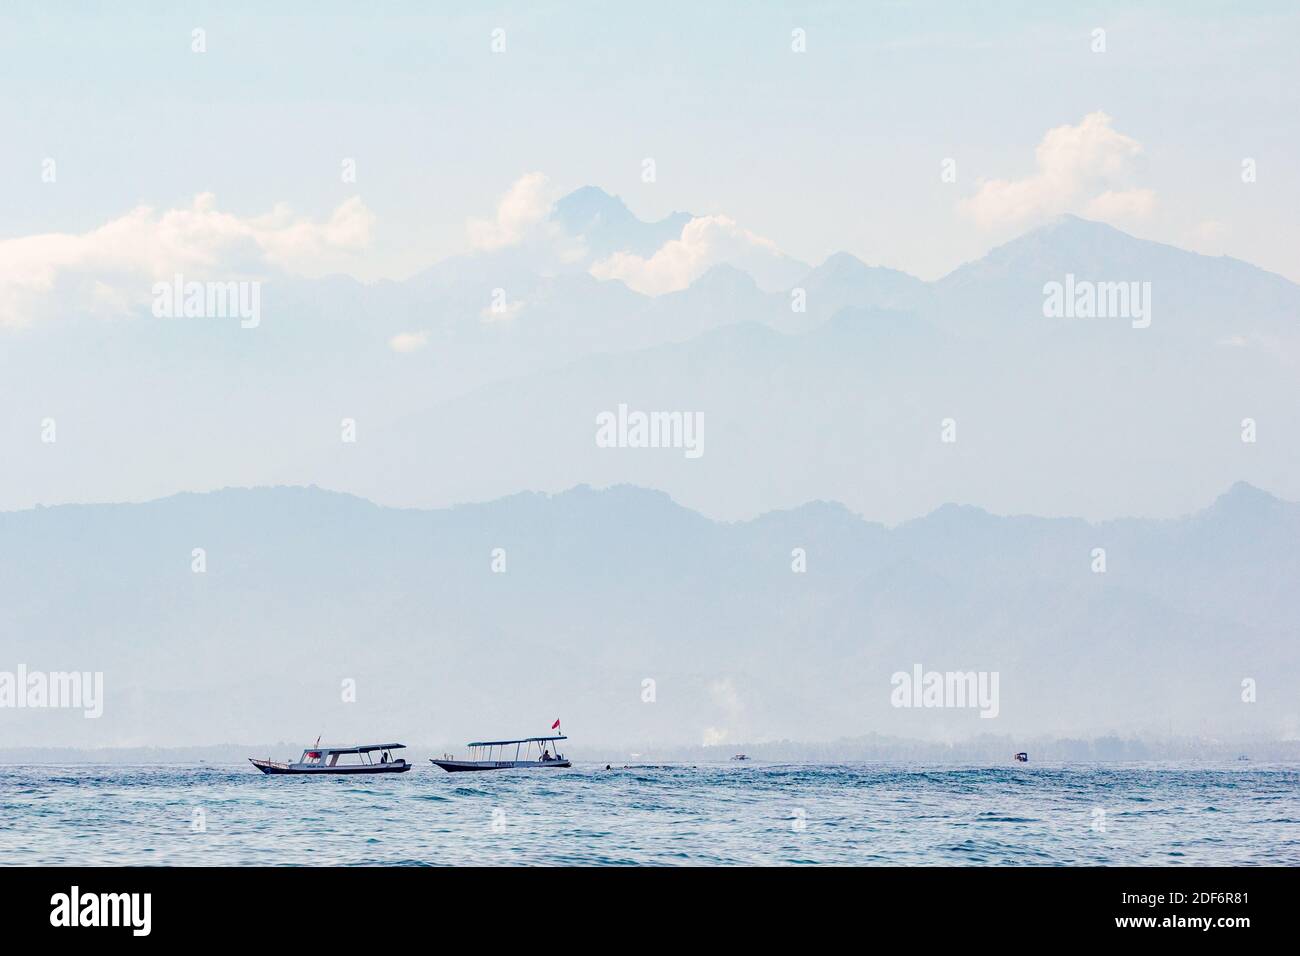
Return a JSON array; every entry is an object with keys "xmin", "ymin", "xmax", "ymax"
[
  {"xmin": 589, "ymin": 214, "xmax": 803, "ymax": 295},
  {"xmin": 960, "ymin": 112, "xmax": 1154, "ymax": 231},
  {"xmin": 457, "ymin": 175, "xmax": 805, "ymax": 295},
  {"xmin": 466, "ymin": 171, "xmax": 562, "ymax": 252},
  {"xmin": 3, "ymin": 206, "xmax": 1297, "ymax": 524},
  {"xmin": 0, "ymin": 194, "xmax": 374, "ymax": 326}
]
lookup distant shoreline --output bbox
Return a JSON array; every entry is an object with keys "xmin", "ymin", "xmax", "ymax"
[{"xmin": 5, "ymin": 735, "xmax": 1298, "ymax": 765}]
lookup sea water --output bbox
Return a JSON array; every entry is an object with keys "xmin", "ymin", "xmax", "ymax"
[{"xmin": 1, "ymin": 762, "xmax": 1296, "ymax": 866}]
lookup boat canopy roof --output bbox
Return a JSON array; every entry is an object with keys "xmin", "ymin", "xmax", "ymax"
[
  {"xmin": 313, "ymin": 743, "xmax": 406, "ymax": 754},
  {"xmin": 467, "ymin": 735, "xmax": 567, "ymax": 747}
]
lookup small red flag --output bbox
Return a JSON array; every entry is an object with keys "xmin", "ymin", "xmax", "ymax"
[{"xmin": 551, "ymin": 718, "xmax": 561, "ymax": 730}]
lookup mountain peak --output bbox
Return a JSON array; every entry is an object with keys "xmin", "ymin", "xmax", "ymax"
[
  {"xmin": 1027, "ymin": 212, "xmax": 1129, "ymax": 242},
  {"xmin": 805, "ymin": 251, "xmax": 920, "ymax": 285},
  {"xmin": 817, "ymin": 250, "xmax": 870, "ymax": 274},
  {"xmin": 550, "ymin": 186, "xmax": 692, "ymax": 258},
  {"xmin": 777, "ymin": 252, "xmax": 926, "ymax": 328},
  {"xmin": 933, "ymin": 213, "xmax": 1175, "ymax": 300},
  {"xmin": 1206, "ymin": 481, "xmax": 1279, "ymax": 513},
  {"xmin": 977, "ymin": 213, "xmax": 1138, "ymax": 265},
  {"xmin": 552, "ymin": 186, "xmax": 636, "ymax": 231}
]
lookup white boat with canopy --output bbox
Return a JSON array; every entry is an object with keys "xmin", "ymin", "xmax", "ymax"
[
  {"xmin": 430, "ymin": 735, "xmax": 571, "ymax": 772},
  {"xmin": 250, "ymin": 741, "xmax": 412, "ymax": 775}
]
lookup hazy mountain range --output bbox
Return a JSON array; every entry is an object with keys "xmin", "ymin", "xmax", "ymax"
[
  {"xmin": 3, "ymin": 185, "xmax": 1296, "ymax": 752},
  {"xmin": 4, "ymin": 187, "xmax": 1297, "ymax": 524},
  {"xmin": 1, "ymin": 481, "xmax": 1294, "ymax": 750}
]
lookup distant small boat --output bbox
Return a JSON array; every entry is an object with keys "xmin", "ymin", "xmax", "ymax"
[
  {"xmin": 731, "ymin": 754, "xmax": 750, "ymax": 761},
  {"xmin": 431, "ymin": 735, "xmax": 571, "ymax": 772},
  {"xmin": 250, "ymin": 741, "xmax": 411, "ymax": 775},
  {"xmin": 1014, "ymin": 752, "xmax": 1029, "ymax": 763}
]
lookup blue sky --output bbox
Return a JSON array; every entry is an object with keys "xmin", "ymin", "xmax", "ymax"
[{"xmin": 1, "ymin": 0, "xmax": 1297, "ymax": 284}]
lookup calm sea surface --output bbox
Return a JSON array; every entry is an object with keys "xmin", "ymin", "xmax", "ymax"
[{"xmin": 1, "ymin": 762, "xmax": 1296, "ymax": 866}]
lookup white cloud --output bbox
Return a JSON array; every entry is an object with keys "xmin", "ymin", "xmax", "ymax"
[
  {"xmin": 960, "ymin": 112, "xmax": 1153, "ymax": 230},
  {"xmin": 466, "ymin": 172, "xmax": 556, "ymax": 251},
  {"xmin": 247, "ymin": 196, "xmax": 375, "ymax": 272},
  {"xmin": 388, "ymin": 330, "xmax": 430, "ymax": 353},
  {"xmin": 709, "ymin": 677, "xmax": 742, "ymax": 714},
  {"xmin": 0, "ymin": 193, "xmax": 374, "ymax": 326},
  {"xmin": 700, "ymin": 676, "xmax": 745, "ymax": 747},
  {"xmin": 701, "ymin": 726, "xmax": 730, "ymax": 746},
  {"xmin": 589, "ymin": 215, "xmax": 784, "ymax": 295}
]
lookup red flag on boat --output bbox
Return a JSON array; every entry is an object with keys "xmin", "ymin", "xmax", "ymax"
[{"xmin": 551, "ymin": 718, "xmax": 561, "ymax": 730}]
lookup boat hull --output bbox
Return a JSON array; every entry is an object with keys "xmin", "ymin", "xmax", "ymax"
[
  {"xmin": 430, "ymin": 759, "xmax": 571, "ymax": 772},
  {"xmin": 250, "ymin": 758, "xmax": 412, "ymax": 775}
]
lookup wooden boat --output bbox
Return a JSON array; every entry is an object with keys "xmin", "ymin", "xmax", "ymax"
[
  {"xmin": 431, "ymin": 735, "xmax": 571, "ymax": 772},
  {"xmin": 250, "ymin": 742, "xmax": 412, "ymax": 774}
]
